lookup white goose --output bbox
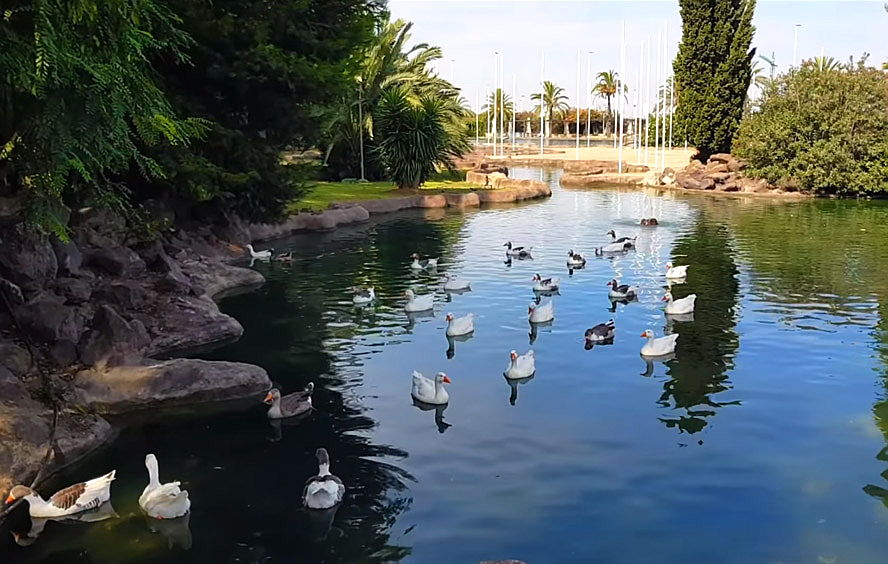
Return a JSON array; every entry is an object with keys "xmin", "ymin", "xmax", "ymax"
[
  {"xmin": 640, "ymin": 329, "xmax": 679, "ymax": 356},
  {"xmin": 528, "ymin": 301, "xmax": 555, "ymax": 323},
  {"xmin": 504, "ymin": 349, "xmax": 535, "ymax": 379},
  {"xmin": 411, "ymin": 371, "xmax": 451, "ymax": 405},
  {"xmin": 566, "ymin": 250, "xmax": 587, "ymax": 267},
  {"xmin": 532, "ymin": 273, "xmax": 560, "ymax": 292},
  {"xmin": 5, "ymin": 471, "xmax": 116, "ymax": 518},
  {"xmin": 352, "ymin": 287, "xmax": 375, "ymax": 305},
  {"xmin": 410, "ymin": 253, "xmax": 438, "ymax": 270},
  {"xmin": 245, "ymin": 244, "xmax": 272, "ymax": 259},
  {"xmin": 595, "ymin": 241, "xmax": 633, "ymax": 254},
  {"xmin": 665, "ymin": 262, "xmax": 689, "ymax": 279},
  {"xmin": 404, "ymin": 289, "xmax": 435, "ymax": 312},
  {"xmin": 445, "ymin": 313, "xmax": 474, "ymax": 336},
  {"xmin": 303, "ymin": 448, "xmax": 345, "ymax": 510},
  {"xmin": 139, "ymin": 454, "xmax": 190, "ymax": 519},
  {"xmin": 443, "ymin": 274, "xmax": 471, "ymax": 291},
  {"xmin": 663, "ymin": 291, "xmax": 697, "ymax": 314}
]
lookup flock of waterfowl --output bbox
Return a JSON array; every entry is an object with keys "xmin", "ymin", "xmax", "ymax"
[{"xmin": 5, "ymin": 217, "xmax": 699, "ymax": 546}]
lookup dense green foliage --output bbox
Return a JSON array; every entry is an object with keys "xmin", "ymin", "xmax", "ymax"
[
  {"xmin": 1, "ymin": 0, "xmax": 382, "ymax": 232},
  {"xmin": 734, "ymin": 59, "xmax": 888, "ymax": 194},
  {"xmin": 673, "ymin": 0, "xmax": 756, "ymax": 161},
  {"xmin": 374, "ymin": 86, "xmax": 469, "ymax": 190},
  {"xmin": 0, "ymin": 0, "xmax": 205, "ymax": 234},
  {"xmin": 143, "ymin": 0, "xmax": 380, "ymax": 221},
  {"xmin": 324, "ymin": 14, "xmax": 466, "ymax": 182}
]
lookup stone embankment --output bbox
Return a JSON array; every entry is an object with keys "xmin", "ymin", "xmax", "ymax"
[
  {"xmin": 642, "ymin": 153, "xmax": 806, "ymax": 197},
  {"xmin": 0, "ymin": 207, "xmax": 271, "ymax": 498},
  {"xmin": 249, "ymin": 172, "xmax": 551, "ymax": 242}
]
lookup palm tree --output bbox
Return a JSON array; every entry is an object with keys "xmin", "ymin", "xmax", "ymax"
[
  {"xmin": 593, "ymin": 70, "xmax": 627, "ymax": 135},
  {"xmin": 482, "ymin": 88, "xmax": 514, "ymax": 127},
  {"xmin": 811, "ymin": 56, "xmax": 841, "ymax": 72},
  {"xmin": 375, "ymin": 86, "xmax": 469, "ymax": 190},
  {"xmin": 530, "ymin": 81, "xmax": 569, "ymax": 138}
]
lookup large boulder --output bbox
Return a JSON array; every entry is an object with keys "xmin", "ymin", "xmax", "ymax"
[
  {"xmin": 91, "ymin": 280, "xmax": 150, "ymax": 311},
  {"xmin": 51, "ymin": 238, "xmax": 83, "ymax": 276},
  {"xmin": 0, "ymin": 341, "xmax": 32, "ymax": 377},
  {"xmin": 73, "ymin": 358, "xmax": 272, "ymax": 413},
  {"xmin": 51, "ymin": 276, "xmax": 93, "ymax": 305},
  {"xmin": 78, "ymin": 305, "xmax": 149, "ymax": 367},
  {"xmin": 16, "ymin": 293, "xmax": 84, "ymax": 343},
  {"xmin": 147, "ymin": 294, "xmax": 244, "ymax": 356},
  {"xmin": 84, "ymin": 246, "xmax": 146, "ymax": 277},
  {"xmin": 0, "ymin": 228, "xmax": 58, "ymax": 296}
]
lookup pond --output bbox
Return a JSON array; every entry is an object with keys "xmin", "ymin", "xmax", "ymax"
[{"xmin": 5, "ymin": 169, "xmax": 888, "ymax": 563}]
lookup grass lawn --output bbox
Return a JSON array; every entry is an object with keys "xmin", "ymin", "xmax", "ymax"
[{"xmin": 290, "ymin": 175, "xmax": 487, "ymax": 213}]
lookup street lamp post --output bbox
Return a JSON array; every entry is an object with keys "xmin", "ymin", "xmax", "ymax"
[
  {"xmin": 357, "ymin": 76, "xmax": 365, "ymax": 181},
  {"xmin": 792, "ymin": 24, "xmax": 801, "ymax": 67},
  {"xmin": 586, "ymin": 51, "xmax": 594, "ymax": 147}
]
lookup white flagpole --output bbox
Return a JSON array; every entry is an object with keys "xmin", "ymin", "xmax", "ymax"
[
  {"xmin": 492, "ymin": 52, "xmax": 498, "ymax": 156},
  {"xmin": 512, "ymin": 73, "xmax": 517, "ymax": 154},
  {"xmin": 644, "ymin": 39, "xmax": 651, "ymax": 166},
  {"xmin": 539, "ymin": 50, "xmax": 545, "ymax": 156},
  {"xmin": 661, "ymin": 22, "xmax": 668, "ymax": 169},
  {"xmin": 618, "ymin": 21, "xmax": 625, "ymax": 173},
  {"xmin": 499, "ymin": 53, "xmax": 505, "ymax": 159},
  {"xmin": 668, "ymin": 29, "xmax": 675, "ymax": 154},
  {"xmin": 654, "ymin": 27, "xmax": 661, "ymax": 171},
  {"xmin": 575, "ymin": 48, "xmax": 581, "ymax": 160},
  {"xmin": 586, "ymin": 52, "xmax": 592, "ymax": 147},
  {"xmin": 475, "ymin": 87, "xmax": 480, "ymax": 146}
]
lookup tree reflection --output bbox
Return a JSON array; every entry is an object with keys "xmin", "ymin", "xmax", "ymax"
[{"xmin": 659, "ymin": 217, "xmax": 741, "ymax": 435}]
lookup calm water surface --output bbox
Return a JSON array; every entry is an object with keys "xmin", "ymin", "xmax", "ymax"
[{"xmin": 5, "ymin": 169, "xmax": 888, "ymax": 563}]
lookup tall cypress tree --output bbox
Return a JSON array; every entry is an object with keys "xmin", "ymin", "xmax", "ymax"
[{"xmin": 673, "ymin": 0, "xmax": 756, "ymax": 161}]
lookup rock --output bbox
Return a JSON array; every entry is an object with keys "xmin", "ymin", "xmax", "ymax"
[
  {"xmin": 444, "ymin": 193, "xmax": 480, "ymax": 208},
  {"xmin": 0, "ymin": 277, "xmax": 24, "ymax": 305},
  {"xmin": 49, "ymin": 340, "xmax": 78, "ymax": 366},
  {"xmin": 0, "ymin": 196, "xmax": 24, "ymax": 225},
  {"xmin": 0, "ymin": 366, "xmax": 28, "ymax": 404},
  {"xmin": 147, "ymin": 293, "xmax": 245, "ymax": 356},
  {"xmin": 0, "ymin": 342, "xmax": 32, "ymax": 376},
  {"xmin": 641, "ymin": 171, "xmax": 662, "ymax": 186},
  {"xmin": 706, "ymin": 162, "xmax": 729, "ymax": 173},
  {"xmin": 707, "ymin": 172, "xmax": 733, "ymax": 182},
  {"xmin": 708, "ymin": 153, "xmax": 734, "ymax": 165},
  {"xmin": 183, "ymin": 260, "xmax": 263, "ymax": 299},
  {"xmin": 415, "ymin": 195, "xmax": 448, "ymax": 208},
  {"xmin": 78, "ymin": 305, "xmax": 149, "ymax": 367},
  {"xmin": 85, "ymin": 246, "xmax": 146, "ymax": 277},
  {"xmin": 156, "ymin": 270, "xmax": 192, "ymax": 294},
  {"xmin": 17, "ymin": 293, "xmax": 84, "ymax": 343},
  {"xmin": 52, "ymin": 276, "xmax": 93, "ymax": 305},
  {"xmin": 727, "ymin": 159, "xmax": 743, "ymax": 173},
  {"xmin": 92, "ymin": 280, "xmax": 150, "ymax": 311},
  {"xmin": 51, "ymin": 238, "xmax": 83, "ymax": 276},
  {"xmin": 675, "ymin": 174, "xmax": 705, "ymax": 190},
  {"xmin": 0, "ymin": 228, "xmax": 58, "ymax": 296},
  {"xmin": 723, "ymin": 183, "xmax": 741, "ymax": 192},
  {"xmin": 0, "ymin": 407, "xmax": 112, "ymax": 501},
  {"xmin": 701, "ymin": 177, "xmax": 717, "ymax": 190},
  {"xmin": 73, "ymin": 359, "xmax": 272, "ymax": 413},
  {"xmin": 248, "ymin": 206, "xmax": 370, "ymax": 241}
]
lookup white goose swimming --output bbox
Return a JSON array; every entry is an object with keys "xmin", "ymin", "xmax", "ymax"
[
  {"xmin": 566, "ymin": 250, "xmax": 587, "ymax": 267},
  {"xmin": 411, "ymin": 371, "xmax": 451, "ymax": 405},
  {"xmin": 504, "ymin": 349, "xmax": 535, "ymax": 379},
  {"xmin": 139, "ymin": 454, "xmax": 191, "ymax": 519},
  {"xmin": 245, "ymin": 244, "xmax": 272, "ymax": 259},
  {"xmin": 528, "ymin": 301, "xmax": 554, "ymax": 323},
  {"xmin": 404, "ymin": 289, "xmax": 435, "ymax": 312},
  {"xmin": 352, "ymin": 287, "xmax": 375, "ymax": 305},
  {"xmin": 503, "ymin": 242, "xmax": 533, "ymax": 258},
  {"xmin": 665, "ymin": 262, "xmax": 689, "ymax": 279},
  {"xmin": 606, "ymin": 279, "xmax": 637, "ymax": 300},
  {"xmin": 532, "ymin": 273, "xmax": 560, "ymax": 292},
  {"xmin": 443, "ymin": 274, "xmax": 471, "ymax": 291},
  {"xmin": 303, "ymin": 448, "xmax": 345, "ymax": 510},
  {"xmin": 445, "ymin": 312, "xmax": 474, "ymax": 336},
  {"xmin": 410, "ymin": 253, "xmax": 438, "ymax": 270},
  {"xmin": 607, "ymin": 229, "xmax": 637, "ymax": 246},
  {"xmin": 6, "ymin": 471, "xmax": 116, "ymax": 518},
  {"xmin": 663, "ymin": 291, "xmax": 697, "ymax": 314},
  {"xmin": 640, "ymin": 329, "xmax": 679, "ymax": 356}
]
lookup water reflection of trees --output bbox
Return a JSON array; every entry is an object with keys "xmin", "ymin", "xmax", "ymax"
[
  {"xmin": 660, "ymin": 216, "xmax": 741, "ymax": 435},
  {"xmin": 197, "ymin": 213, "xmax": 469, "ymax": 562}
]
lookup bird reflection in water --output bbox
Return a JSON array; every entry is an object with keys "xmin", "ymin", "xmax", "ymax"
[
  {"xmin": 266, "ymin": 410, "xmax": 313, "ymax": 442},
  {"xmin": 640, "ymin": 352, "xmax": 675, "ymax": 378},
  {"xmin": 505, "ymin": 374, "xmax": 535, "ymax": 406},
  {"xmin": 146, "ymin": 511, "xmax": 192, "ymax": 550},
  {"xmin": 411, "ymin": 398, "xmax": 451, "ymax": 433},
  {"xmin": 303, "ymin": 504, "xmax": 343, "ymax": 542},
  {"xmin": 404, "ymin": 310, "xmax": 435, "ymax": 333},
  {"xmin": 445, "ymin": 333, "xmax": 473, "ymax": 359},
  {"xmin": 528, "ymin": 319, "xmax": 553, "ymax": 345}
]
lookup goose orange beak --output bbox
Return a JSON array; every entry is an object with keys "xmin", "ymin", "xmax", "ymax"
[
  {"xmin": 443, "ymin": 376, "xmax": 452, "ymax": 384},
  {"xmin": 5, "ymin": 494, "xmax": 15, "ymax": 504},
  {"xmin": 263, "ymin": 392, "xmax": 274, "ymax": 404},
  {"xmin": 639, "ymin": 332, "xmax": 647, "ymax": 337}
]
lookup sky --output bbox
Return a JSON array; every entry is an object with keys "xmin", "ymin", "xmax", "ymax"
[{"xmin": 388, "ymin": 1, "xmax": 888, "ymax": 113}]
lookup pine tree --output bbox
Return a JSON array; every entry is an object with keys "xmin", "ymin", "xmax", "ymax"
[{"xmin": 673, "ymin": 0, "xmax": 756, "ymax": 161}]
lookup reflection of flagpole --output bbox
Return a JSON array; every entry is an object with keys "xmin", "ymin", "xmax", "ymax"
[{"xmin": 617, "ymin": 21, "xmax": 625, "ymax": 173}]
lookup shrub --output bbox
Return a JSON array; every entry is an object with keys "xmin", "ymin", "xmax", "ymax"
[{"xmin": 734, "ymin": 59, "xmax": 888, "ymax": 194}]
